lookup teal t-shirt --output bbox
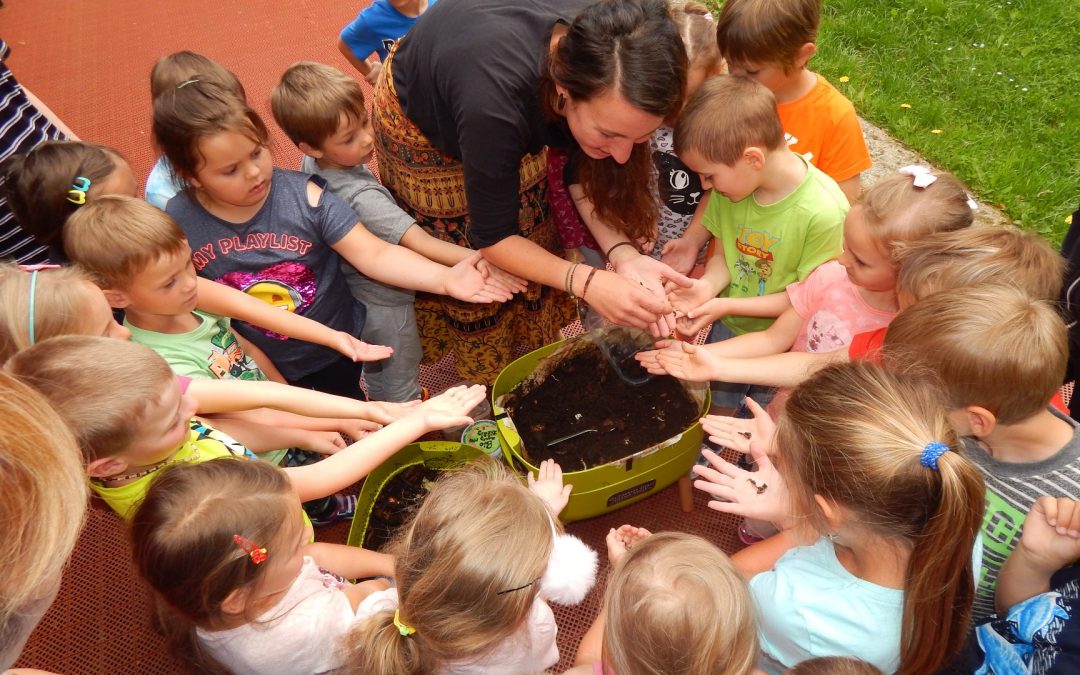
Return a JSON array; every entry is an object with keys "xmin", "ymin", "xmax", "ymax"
[{"xmin": 701, "ymin": 157, "xmax": 847, "ymax": 335}]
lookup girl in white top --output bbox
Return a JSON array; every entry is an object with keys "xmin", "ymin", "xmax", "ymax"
[{"xmin": 345, "ymin": 459, "xmax": 597, "ymax": 674}]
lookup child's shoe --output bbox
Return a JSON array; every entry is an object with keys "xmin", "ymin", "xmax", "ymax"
[{"xmin": 306, "ymin": 493, "xmax": 358, "ymax": 527}]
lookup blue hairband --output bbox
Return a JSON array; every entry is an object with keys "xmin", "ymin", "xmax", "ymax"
[
  {"xmin": 28, "ymin": 270, "xmax": 40, "ymax": 345},
  {"xmin": 920, "ymin": 442, "xmax": 949, "ymax": 470}
]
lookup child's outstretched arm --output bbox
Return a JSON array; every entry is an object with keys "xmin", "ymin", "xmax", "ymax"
[
  {"xmin": 660, "ymin": 194, "xmax": 712, "ymax": 275},
  {"xmin": 637, "ymin": 341, "xmax": 848, "ymax": 388},
  {"xmin": 306, "ymin": 542, "xmax": 395, "ymax": 581},
  {"xmin": 196, "ymin": 277, "xmax": 393, "ymax": 362},
  {"xmin": 330, "ymin": 212, "xmax": 514, "ymax": 304},
  {"xmin": 666, "ymin": 246, "xmax": 730, "ymax": 325},
  {"xmin": 186, "ymin": 378, "xmax": 418, "ymax": 426},
  {"xmin": 701, "ymin": 397, "xmax": 777, "ymax": 456},
  {"xmin": 397, "ymin": 224, "xmax": 528, "ymax": 298},
  {"xmin": 675, "ymin": 292, "xmax": 794, "ymax": 338},
  {"xmin": 282, "ymin": 384, "xmax": 485, "ymax": 502},
  {"xmin": 527, "ymin": 459, "xmax": 573, "ymax": 516},
  {"xmin": 693, "ymin": 444, "xmax": 792, "ymax": 530},
  {"xmin": 996, "ymin": 497, "xmax": 1080, "ymax": 614},
  {"xmin": 685, "ymin": 307, "xmax": 805, "ymax": 359}
]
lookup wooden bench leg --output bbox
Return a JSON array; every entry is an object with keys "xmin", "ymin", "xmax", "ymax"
[{"xmin": 678, "ymin": 474, "xmax": 694, "ymax": 512}]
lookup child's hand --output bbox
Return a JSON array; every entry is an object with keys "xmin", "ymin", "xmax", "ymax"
[
  {"xmin": 527, "ymin": 459, "xmax": 573, "ymax": 516},
  {"xmin": 634, "ymin": 340, "xmax": 677, "ymax": 376},
  {"xmin": 605, "ymin": 524, "xmax": 652, "ymax": 566},
  {"xmin": 331, "ymin": 331, "xmax": 394, "ymax": 362},
  {"xmin": 693, "ymin": 444, "xmax": 790, "ymax": 527},
  {"xmin": 675, "ymin": 297, "xmax": 726, "ymax": 337},
  {"xmin": 701, "ymin": 397, "xmax": 776, "ymax": 455},
  {"xmin": 659, "ymin": 237, "xmax": 699, "ymax": 276},
  {"xmin": 332, "ymin": 417, "xmax": 382, "ymax": 440},
  {"xmin": 1019, "ymin": 497, "xmax": 1080, "ymax": 574},
  {"xmin": 297, "ymin": 430, "xmax": 349, "ymax": 455},
  {"xmin": 476, "ymin": 258, "xmax": 528, "ymax": 296},
  {"xmin": 362, "ymin": 400, "xmax": 422, "ymax": 426},
  {"xmin": 666, "ymin": 278, "xmax": 716, "ymax": 331},
  {"xmin": 411, "ymin": 383, "xmax": 485, "ymax": 432},
  {"xmin": 364, "ymin": 60, "xmax": 384, "ymax": 87},
  {"xmin": 445, "ymin": 252, "xmax": 515, "ymax": 303},
  {"xmin": 635, "ymin": 340, "xmax": 718, "ymax": 382}
]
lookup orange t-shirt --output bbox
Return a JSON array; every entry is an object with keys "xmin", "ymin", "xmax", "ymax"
[
  {"xmin": 849, "ymin": 326, "xmax": 887, "ymax": 364},
  {"xmin": 777, "ymin": 74, "xmax": 872, "ymax": 184}
]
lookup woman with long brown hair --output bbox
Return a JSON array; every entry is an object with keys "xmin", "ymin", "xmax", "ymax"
[{"xmin": 373, "ymin": 0, "xmax": 692, "ymax": 383}]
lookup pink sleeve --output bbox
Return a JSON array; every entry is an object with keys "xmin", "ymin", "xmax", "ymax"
[
  {"xmin": 176, "ymin": 374, "xmax": 192, "ymax": 394},
  {"xmin": 786, "ymin": 260, "xmax": 844, "ymax": 319}
]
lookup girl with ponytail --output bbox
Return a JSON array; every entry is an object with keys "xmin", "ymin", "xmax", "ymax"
[{"xmin": 694, "ymin": 361, "xmax": 985, "ymax": 674}]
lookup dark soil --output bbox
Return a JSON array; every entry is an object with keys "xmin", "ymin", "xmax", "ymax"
[
  {"xmin": 502, "ymin": 334, "xmax": 700, "ymax": 471},
  {"xmin": 362, "ymin": 464, "xmax": 441, "ymax": 552}
]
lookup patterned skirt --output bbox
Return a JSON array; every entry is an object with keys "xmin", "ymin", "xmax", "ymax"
[{"xmin": 372, "ymin": 52, "xmax": 575, "ymax": 385}]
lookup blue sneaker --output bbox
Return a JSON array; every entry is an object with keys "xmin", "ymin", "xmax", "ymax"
[{"xmin": 307, "ymin": 493, "xmax": 358, "ymax": 527}]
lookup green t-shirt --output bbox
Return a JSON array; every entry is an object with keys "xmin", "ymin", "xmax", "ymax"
[
  {"xmin": 702, "ymin": 158, "xmax": 847, "ymax": 335},
  {"xmin": 127, "ymin": 311, "xmax": 286, "ymax": 465},
  {"xmin": 91, "ymin": 419, "xmax": 255, "ymax": 520}
]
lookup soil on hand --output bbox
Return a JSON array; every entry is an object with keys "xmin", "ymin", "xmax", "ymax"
[
  {"xmin": 363, "ymin": 465, "xmax": 441, "ymax": 552},
  {"xmin": 502, "ymin": 335, "xmax": 700, "ymax": 471}
]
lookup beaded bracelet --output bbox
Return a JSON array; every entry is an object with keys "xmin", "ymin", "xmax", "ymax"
[
  {"xmin": 581, "ymin": 267, "xmax": 598, "ymax": 299},
  {"xmin": 604, "ymin": 241, "xmax": 637, "ymax": 263}
]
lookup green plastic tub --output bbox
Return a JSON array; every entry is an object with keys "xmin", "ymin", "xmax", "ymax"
[
  {"xmin": 346, "ymin": 441, "xmax": 485, "ymax": 549},
  {"xmin": 492, "ymin": 339, "xmax": 709, "ymax": 523}
]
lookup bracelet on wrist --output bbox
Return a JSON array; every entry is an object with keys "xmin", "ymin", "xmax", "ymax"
[
  {"xmin": 565, "ymin": 262, "xmax": 580, "ymax": 299},
  {"xmin": 581, "ymin": 267, "xmax": 598, "ymax": 299},
  {"xmin": 604, "ymin": 241, "xmax": 637, "ymax": 263}
]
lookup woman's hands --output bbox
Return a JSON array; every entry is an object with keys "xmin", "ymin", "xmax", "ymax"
[{"xmin": 610, "ymin": 253, "xmax": 693, "ymax": 337}]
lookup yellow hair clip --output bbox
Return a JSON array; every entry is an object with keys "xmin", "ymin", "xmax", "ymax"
[
  {"xmin": 393, "ymin": 609, "xmax": 415, "ymax": 637},
  {"xmin": 66, "ymin": 176, "xmax": 91, "ymax": 205}
]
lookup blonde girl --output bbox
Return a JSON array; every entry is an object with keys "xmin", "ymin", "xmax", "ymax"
[
  {"xmin": 152, "ymin": 81, "xmax": 517, "ymax": 394},
  {"xmin": 570, "ymin": 529, "xmax": 759, "ymax": 675},
  {"xmin": 345, "ymin": 459, "xmax": 597, "ymax": 674},
  {"xmin": 696, "ymin": 361, "xmax": 984, "ymax": 674},
  {"xmin": 131, "ymin": 458, "xmax": 394, "ymax": 674},
  {"xmin": 0, "ymin": 373, "xmax": 87, "ymax": 669},
  {"xmin": 0, "ymin": 140, "xmax": 137, "ymax": 261}
]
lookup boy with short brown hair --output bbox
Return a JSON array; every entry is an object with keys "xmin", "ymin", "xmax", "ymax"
[
  {"xmin": 670, "ymin": 74, "xmax": 847, "ymax": 409},
  {"xmin": 882, "ymin": 283, "xmax": 1076, "ymax": 621}
]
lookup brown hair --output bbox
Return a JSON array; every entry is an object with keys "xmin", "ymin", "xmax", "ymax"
[
  {"xmin": 779, "ymin": 361, "xmax": 984, "ymax": 675},
  {"xmin": 271, "ymin": 61, "xmax": 367, "ymax": 149},
  {"xmin": 859, "ymin": 170, "xmax": 975, "ymax": 250},
  {"xmin": 603, "ymin": 532, "xmax": 758, "ymax": 675},
  {"xmin": 542, "ymin": 0, "xmax": 688, "ymax": 242},
  {"xmin": 345, "ymin": 461, "xmax": 554, "ymax": 674},
  {"xmin": 150, "ymin": 51, "xmax": 245, "ymax": 101},
  {"xmin": 715, "ymin": 0, "xmax": 820, "ymax": 72},
  {"xmin": 0, "ymin": 372, "xmax": 86, "ymax": 657},
  {"xmin": 672, "ymin": 3, "xmax": 723, "ymax": 78},
  {"xmin": 894, "ymin": 225, "xmax": 1063, "ymax": 302},
  {"xmin": 63, "ymin": 195, "xmax": 189, "ymax": 290},
  {"xmin": 131, "ymin": 459, "xmax": 294, "ymax": 673},
  {"xmin": 883, "ymin": 284, "xmax": 1067, "ymax": 425},
  {"xmin": 0, "ymin": 140, "xmax": 127, "ymax": 251},
  {"xmin": 5, "ymin": 336, "xmax": 175, "ymax": 462},
  {"xmin": 789, "ymin": 656, "xmax": 885, "ymax": 675},
  {"xmin": 152, "ymin": 79, "xmax": 269, "ymax": 184},
  {"xmin": 675, "ymin": 75, "xmax": 785, "ymax": 164},
  {"xmin": 0, "ymin": 263, "xmax": 97, "ymax": 363}
]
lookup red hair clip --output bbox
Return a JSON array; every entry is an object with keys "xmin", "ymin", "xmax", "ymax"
[{"xmin": 233, "ymin": 534, "xmax": 268, "ymax": 564}]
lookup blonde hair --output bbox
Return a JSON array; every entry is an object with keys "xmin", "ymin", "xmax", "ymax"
[
  {"xmin": 715, "ymin": 0, "xmax": 820, "ymax": 72},
  {"xmin": 0, "ymin": 372, "xmax": 86, "ymax": 656},
  {"xmin": 789, "ymin": 656, "xmax": 885, "ymax": 675},
  {"xmin": 675, "ymin": 75, "xmax": 784, "ymax": 164},
  {"xmin": 603, "ymin": 532, "xmax": 757, "ymax": 675},
  {"xmin": 671, "ymin": 3, "xmax": 723, "ymax": 76},
  {"xmin": 150, "ymin": 51, "xmax": 245, "ymax": 101},
  {"xmin": 895, "ymin": 225, "xmax": 1063, "ymax": 301},
  {"xmin": 271, "ymin": 61, "xmax": 367, "ymax": 149},
  {"xmin": 779, "ymin": 362, "xmax": 985, "ymax": 675},
  {"xmin": 345, "ymin": 461, "xmax": 554, "ymax": 674},
  {"xmin": 883, "ymin": 284, "xmax": 1067, "ymax": 425},
  {"xmin": 859, "ymin": 170, "xmax": 974, "ymax": 251},
  {"xmin": 63, "ymin": 195, "xmax": 189, "ymax": 290},
  {"xmin": 130, "ymin": 459, "xmax": 294, "ymax": 673},
  {"xmin": 0, "ymin": 263, "xmax": 96, "ymax": 363},
  {"xmin": 5, "ymin": 336, "xmax": 175, "ymax": 462}
]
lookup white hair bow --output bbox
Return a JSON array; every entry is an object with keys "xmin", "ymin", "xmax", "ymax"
[{"xmin": 898, "ymin": 165, "xmax": 937, "ymax": 188}]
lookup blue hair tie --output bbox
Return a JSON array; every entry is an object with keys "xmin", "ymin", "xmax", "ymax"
[
  {"xmin": 920, "ymin": 441, "xmax": 949, "ymax": 470},
  {"xmin": 28, "ymin": 270, "xmax": 40, "ymax": 345}
]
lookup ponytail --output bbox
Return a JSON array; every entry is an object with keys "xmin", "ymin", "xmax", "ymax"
[
  {"xmin": 779, "ymin": 361, "xmax": 986, "ymax": 675},
  {"xmin": 350, "ymin": 610, "xmax": 423, "ymax": 675},
  {"xmin": 899, "ymin": 448, "xmax": 983, "ymax": 675}
]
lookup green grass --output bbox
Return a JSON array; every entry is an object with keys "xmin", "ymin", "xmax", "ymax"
[{"xmin": 711, "ymin": 0, "xmax": 1080, "ymax": 243}]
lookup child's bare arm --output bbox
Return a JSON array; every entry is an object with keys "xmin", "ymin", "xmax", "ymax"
[
  {"xmin": 637, "ymin": 338, "xmax": 847, "ymax": 386},
  {"xmin": 306, "ymin": 542, "xmax": 395, "ymax": 579},
  {"xmin": 397, "ymin": 225, "xmax": 527, "ymax": 297},
  {"xmin": 200, "ymin": 414, "xmax": 346, "ymax": 455},
  {"xmin": 997, "ymin": 497, "xmax": 1080, "ymax": 613},
  {"xmin": 660, "ymin": 194, "xmax": 713, "ymax": 275},
  {"xmin": 337, "ymin": 38, "xmax": 375, "ymax": 78},
  {"xmin": 836, "ymin": 175, "xmax": 862, "ymax": 204},
  {"xmin": 730, "ymin": 529, "xmax": 800, "ymax": 581},
  {"xmin": 186, "ymin": 378, "xmax": 418, "ymax": 425},
  {"xmin": 195, "ymin": 278, "xmax": 393, "ymax": 362},
  {"xmin": 282, "ymin": 385, "xmax": 484, "ymax": 501}
]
